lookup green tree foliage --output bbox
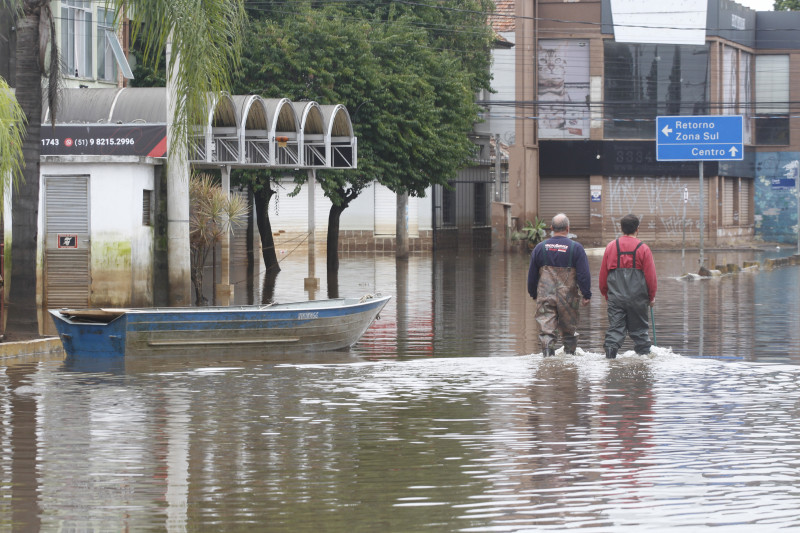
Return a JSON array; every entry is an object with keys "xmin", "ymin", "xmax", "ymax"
[
  {"xmin": 236, "ymin": 0, "xmax": 494, "ymax": 268},
  {"xmin": 0, "ymin": 79, "xmax": 26, "ymax": 197},
  {"xmin": 240, "ymin": 0, "xmax": 493, "ymax": 195},
  {"xmin": 774, "ymin": 0, "xmax": 800, "ymax": 10}
]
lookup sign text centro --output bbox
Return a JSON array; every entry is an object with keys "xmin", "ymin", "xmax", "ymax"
[{"xmin": 656, "ymin": 115, "xmax": 743, "ymax": 161}]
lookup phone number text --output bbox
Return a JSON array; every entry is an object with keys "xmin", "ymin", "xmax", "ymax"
[{"xmin": 41, "ymin": 138, "xmax": 136, "ymax": 146}]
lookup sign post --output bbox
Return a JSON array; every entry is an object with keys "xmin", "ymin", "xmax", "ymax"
[
  {"xmin": 656, "ymin": 115, "xmax": 743, "ymax": 268},
  {"xmin": 700, "ymin": 161, "xmax": 704, "ymax": 267},
  {"xmin": 682, "ymin": 186, "xmax": 688, "ymax": 267}
]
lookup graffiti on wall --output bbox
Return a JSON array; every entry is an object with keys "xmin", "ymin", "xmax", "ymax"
[
  {"xmin": 755, "ymin": 152, "xmax": 800, "ymax": 244},
  {"xmin": 606, "ymin": 176, "xmax": 698, "ymax": 238}
]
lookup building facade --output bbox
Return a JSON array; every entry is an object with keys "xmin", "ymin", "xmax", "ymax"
[{"xmin": 509, "ymin": 0, "xmax": 800, "ymax": 247}]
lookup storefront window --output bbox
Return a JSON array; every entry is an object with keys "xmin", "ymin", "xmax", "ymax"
[
  {"xmin": 755, "ymin": 55, "xmax": 789, "ymax": 145},
  {"xmin": 604, "ymin": 42, "xmax": 709, "ymax": 139}
]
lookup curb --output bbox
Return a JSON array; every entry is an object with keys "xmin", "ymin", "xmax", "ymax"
[
  {"xmin": 0, "ymin": 337, "xmax": 65, "ymax": 364},
  {"xmin": 699, "ymin": 253, "xmax": 800, "ymax": 277}
]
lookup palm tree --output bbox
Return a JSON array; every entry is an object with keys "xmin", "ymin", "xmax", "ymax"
[
  {"xmin": 3, "ymin": 0, "xmax": 245, "ymax": 339},
  {"xmin": 0, "ymin": 79, "xmax": 26, "ymax": 200},
  {"xmin": 0, "ymin": 78, "xmax": 26, "ymax": 334},
  {"xmin": 189, "ymin": 174, "xmax": 249, "ymax": 305}
]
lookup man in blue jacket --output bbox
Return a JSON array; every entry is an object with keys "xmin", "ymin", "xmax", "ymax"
[{"xmin": 527, "ymin": 213, "xmax": 592, "ymax": 357}]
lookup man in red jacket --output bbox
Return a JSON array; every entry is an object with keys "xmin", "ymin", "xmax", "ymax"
[{"xmin": 599, "ymin": 214, "xmax": 657, "ymax": 359}]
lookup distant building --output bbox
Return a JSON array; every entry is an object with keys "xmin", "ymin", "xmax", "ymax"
[
  {"xmin": 509, "ymin": 0, "xmax": 800, "ymax": 247},
  {"xmin": 0, "ymin": 1, "xmax": 132, "ymax": 88}
]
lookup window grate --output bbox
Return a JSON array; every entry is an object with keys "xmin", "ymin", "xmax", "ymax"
[{"xmin": 143, "ymin": 190, "xmax": 152, "ymax": 226}]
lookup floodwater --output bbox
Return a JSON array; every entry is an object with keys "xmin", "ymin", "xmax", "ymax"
[{"xmin": 3, "ymin": 247, "xmax": 800, "ymax": 531}]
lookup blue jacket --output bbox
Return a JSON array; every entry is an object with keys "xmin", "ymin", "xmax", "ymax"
[{"xmin": 527, "ymin": 236, "xmax": 592, "ymax": 300}]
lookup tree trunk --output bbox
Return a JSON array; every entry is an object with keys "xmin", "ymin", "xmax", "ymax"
[
  {"xmin": 326, "ymin": 268, "xmax": 339, "ymax": 299},
  {"xmin": 251, "ymin": 185, "xmax": 280, "ymax": 273},
  {"xmin": 191, "ymin": 264, "xmax": 206, "ymax": 306},
  {"xmin": 261, "ymin": 268, "xmax": 279, "ymax": 305},
  {"xmin": 326, "ymin": 203, "xmax": 346, "ymax": 273},
  {"xmin": 6, "ymin": 11, "xmax": 43, "ymax": 340}
]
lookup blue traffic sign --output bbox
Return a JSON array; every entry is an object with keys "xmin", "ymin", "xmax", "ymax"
[{"xmin": 656, "ymin": 115, "xmax": 743, "ymax": 161}]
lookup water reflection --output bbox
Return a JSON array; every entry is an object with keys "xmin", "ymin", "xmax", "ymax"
[
  {"xmin": 5, "ymin": 248, "xmax": 800, "ymax": 530},
  {"xmin": 1, "ymin": 351, "xmax": 799, "ymax": 530},
  {"xmin": 596, "ymin": 360, "xmax": 655, "ymax": 495},
  {"xmin": 294, "ymin": 249, "xmax": 800, "ymax": 363},
  {"xmin": 5, "ymin": 364, "xmax": 41, "ymax": 532}
]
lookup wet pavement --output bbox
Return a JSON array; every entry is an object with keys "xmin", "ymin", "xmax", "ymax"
[{"xmin": 2, "ymin": 247, "xmax": 800, "ymax": 531}]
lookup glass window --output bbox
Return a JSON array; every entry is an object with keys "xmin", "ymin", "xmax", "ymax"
[
  {"xmin": 755, "ymin": 55, "xmax": 789, "ymax": 145},
  {"xmin": 603, "ymin": 42, "xmax": 710, "ymax": 139},
  {"xmin": 740, "ymin": 52, "xmax": 752, "ymax": 144},
  {"xmin": 755, "ymin": 55, "xmax": 789, "ymax": 114},
  {"xmin": 61, "ymin": 0, "xmax": 93, "ymax": 78},
  {"xmin": 97, "ymin": 8, "xmax": 117, "ymax": 82},
  {"xmin": 723, "ymin": 47, "xmax": 754, "ymax": 145},
  {"xmin": 755, "ymin": 117, "xmax": 789, "ymax": 145}
]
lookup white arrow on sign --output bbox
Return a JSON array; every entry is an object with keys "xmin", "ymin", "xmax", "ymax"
[
  {"xmin": 661, "ymin": 125, "xmax": 673, "ymax": 137},
  {"xmin": 729, "ymin": 146, "xmax": 739, "ymax": 157}
]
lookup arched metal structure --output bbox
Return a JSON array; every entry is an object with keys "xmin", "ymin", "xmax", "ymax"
[
  {"xmin": 321, "ymin": 104, "xmax": 357, "ymax": 169},
  {"xmin": 46, "ymin": 88, "xmax": 357, "ymax": 169}
]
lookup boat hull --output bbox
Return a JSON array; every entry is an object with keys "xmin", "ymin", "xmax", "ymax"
[{"xmin": 50, "ymin": 295, "xmax": 391, "ymax": 359}]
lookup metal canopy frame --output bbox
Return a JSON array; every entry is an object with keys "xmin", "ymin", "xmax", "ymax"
[{"xmin": 47, "ymin": 88, "xmax": 358, "ymax": 170}]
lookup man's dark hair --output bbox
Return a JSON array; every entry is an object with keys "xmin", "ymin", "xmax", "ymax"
[{"xmin": 620, "ymin": 214, "xmax": 639, "ymax": 235}]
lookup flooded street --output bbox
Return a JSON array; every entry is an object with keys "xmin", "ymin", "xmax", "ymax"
[{"xmin": 3, "ymin": 248, "xmax": 800, "ymax": 531}]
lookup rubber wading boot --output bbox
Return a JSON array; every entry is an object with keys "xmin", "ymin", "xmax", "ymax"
[
  {"xmin": 563, "ymin": 337, "xmax": 577, "ymax": 355},
  {"xmin": 636, "ymin": 347, "xmax": 652, "ymax": 356},
  {"xmin": 605, "ymin": 347, "xmax": 618, "ymax": 359},
  {"xmin": 542, "ymin": 344, "xmax": 555, "ymax": 357}
]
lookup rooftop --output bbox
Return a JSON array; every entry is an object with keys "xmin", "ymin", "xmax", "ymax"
[{"xmin": 490, "ymin": 0, "xmax": 515, "ymax": 33}]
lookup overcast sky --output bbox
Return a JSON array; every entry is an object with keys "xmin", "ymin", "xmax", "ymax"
[{"xmin": 736, "ymin": 0, "xmax": 774, "ymax": 10}]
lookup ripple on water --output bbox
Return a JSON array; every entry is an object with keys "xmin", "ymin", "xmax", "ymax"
[{"xmin": 7, "ymin": 350, "xmax": 800, "ymax": 531}]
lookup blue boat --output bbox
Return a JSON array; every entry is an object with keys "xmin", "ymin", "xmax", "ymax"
[{"xmin": 49, "ymin": 294, "xmax": 391, "ymax": 359}]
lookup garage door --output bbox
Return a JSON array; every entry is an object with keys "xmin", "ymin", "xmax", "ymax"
[{"xmin": 539, "ymin": 177, "xmax": 590, "ymax": 228}]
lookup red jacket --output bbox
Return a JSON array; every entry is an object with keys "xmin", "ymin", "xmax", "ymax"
[{"xmin": 599, "ymin": 235, "xmax": 657, "ymax": 302}]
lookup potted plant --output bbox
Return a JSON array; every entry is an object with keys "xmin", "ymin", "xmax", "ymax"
[{"xmin": 511, "ymin": 217, "xmax": 548, "ymax": 250}]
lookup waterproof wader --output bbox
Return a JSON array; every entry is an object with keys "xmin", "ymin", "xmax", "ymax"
[
  {"xmin": 535, "ymin": 244, "xmax": 581, "ymax": 354},
  {"xmin": 604, "ymin": 239, "xmax": 651, "ymax": 354}
]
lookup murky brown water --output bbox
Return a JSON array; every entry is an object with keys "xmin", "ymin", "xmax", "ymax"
[{"xmin": 3, "ymin": 248, "xmax": 800, "ymax": 531}]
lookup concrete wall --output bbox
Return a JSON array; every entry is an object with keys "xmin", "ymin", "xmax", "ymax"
[
  {"xmin": 755, "ymin": 151, "xmax": 800, "ymax": 244},
  {"xmin": 39, "ymin": 160, "xmax": 157, "ymax": 308},
  {"xmin": 475, "ymin": 30, "xmax": 517, "ymax": 146},
  {"xmin": 268, "ymin": 180, "xmax": 433, "ymax": 249}
]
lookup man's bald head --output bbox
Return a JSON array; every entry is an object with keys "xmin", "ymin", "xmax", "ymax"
[{"xmin": 551, "ymin": 213, "xmax": 570, "ymax": 234}]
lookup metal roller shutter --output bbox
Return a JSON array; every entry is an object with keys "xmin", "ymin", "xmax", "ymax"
[
  {"xmin": 44, "ymin": 176, "xmax": 90, "ymax": 311},
  {"xmin": 230, "ymin": 189, "xmax": 250, "ymax": 267},
  {"xmin": 539, "ymin": 177, "xmax": 590, "ymax": 228},
  {"xmin": 722, "ymin": 177, "xmax": 736, "ymax": 226},
  {"xmin": 740, "ymin": 179, "xmax": 753, "ymax": 225}
]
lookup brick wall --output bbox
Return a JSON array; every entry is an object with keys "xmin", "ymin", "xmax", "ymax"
[{"xmin": 337, "ymin": 230, "xmax": 434, "ymax": 253}]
